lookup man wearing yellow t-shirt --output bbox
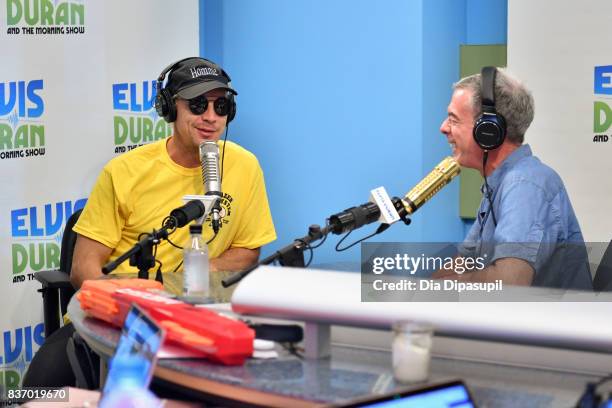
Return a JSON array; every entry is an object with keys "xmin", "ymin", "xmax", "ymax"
[
  {"xmin": 71, "ymin": 57, "xmax": 276, "ymax": 288},
  {"xmin": 24, "ymin": 57, "xmax": 276, "ymax": 388}
]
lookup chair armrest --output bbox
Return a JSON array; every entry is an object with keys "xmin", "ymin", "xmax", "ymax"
[{"xmin": 34, "ymin": 269, "xmax": 73, "ymax": 289}]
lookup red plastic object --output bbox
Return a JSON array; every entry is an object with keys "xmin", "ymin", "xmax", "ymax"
[{"xmin": 77, "ymin": 279, "xmax": 254, "ymax": 365}]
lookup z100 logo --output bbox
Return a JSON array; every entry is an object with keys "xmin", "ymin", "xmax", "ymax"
[
  {"xmin": 0, "ymin": 80, "xmax": 46, "ymax": 160},
  {"xmin": 112, "ymin": 80, "xmax": 172, "ymax": 154},
  {"xmin": 593, "ymin": 65, "xmax": 612, "ymax": 143},
  {"xmin": 10, "ymin": 199, "xmax": 86, "ymax": 283},
  {"xmin": 0, "ymin": 323, "xmax": 44, "ymax": 390},
  {"xmin": 5, "ymin": 0, "xmax": 85, "ymax": 35}
]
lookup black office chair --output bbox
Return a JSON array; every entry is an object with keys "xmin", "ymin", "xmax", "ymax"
[
  {"xmin": 593, "ymin": 240, "xmax": 612, "ymax": 292},
  {"xmin": 67, "ymin": 331, "xmax": 100, "ymax": 389},
  {"xmin": 34, "ymin": 208, "xmax": 82, "ymax": 338},
  {"xmin": 30, "ymin": 208, "xmax": 100, "ymax": 389}
]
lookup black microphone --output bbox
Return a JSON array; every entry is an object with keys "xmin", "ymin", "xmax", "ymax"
[
  {"xmin": 167, "ymin": 200, "xmax": 206, "ymax": 228},
  {"xmin": 329, "ymin": 201, "xmax": 394, "ymax": 235},
  {"xmin": 200, "ymin": 141, "xmax": 222, "ymax": 233}
]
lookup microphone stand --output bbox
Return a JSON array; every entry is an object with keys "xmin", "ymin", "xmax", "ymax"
[
  {"xmin": 222, "ymin": 224, "xmax": 332, "ymax": 288},
  {"xmin": 102, "ymin": 225, "xmax": 173, "ymax": 281}
]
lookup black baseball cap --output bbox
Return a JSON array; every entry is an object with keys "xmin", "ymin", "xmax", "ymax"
[{"xmin": 167, "ymin": 58, "xmax": 238, "ymax": 99}]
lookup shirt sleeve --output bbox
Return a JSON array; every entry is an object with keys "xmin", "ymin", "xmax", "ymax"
[{"xmin": 72, "ymin": 165, "xmax": 126, "ymax": 249}]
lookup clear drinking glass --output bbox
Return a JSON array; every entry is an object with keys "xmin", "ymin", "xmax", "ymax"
[{"xmin": 392, "ymin": 321, "xmax": 433, "ymax": 383}]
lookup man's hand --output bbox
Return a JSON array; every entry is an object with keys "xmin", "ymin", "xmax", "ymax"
[
  {"xmin": 430, "ymin": 256, "xmax": 460, "ymax": 279},
  {"xmin": 431, "ymin": 267, "xmax": 459, "ymax": 279},
  {"xmin": 431, "ymin": 256, "xmax": 534, "ymax": 286}
]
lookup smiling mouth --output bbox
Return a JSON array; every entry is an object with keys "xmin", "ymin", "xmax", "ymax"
[{"xmin": 196, "ymin": 128, "xmax": 216, "ymax": 137}]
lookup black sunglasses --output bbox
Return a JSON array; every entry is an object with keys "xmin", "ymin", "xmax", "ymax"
[{"xmin": 186, "ymin": 94, "xmax": 231, "ymax": 117}]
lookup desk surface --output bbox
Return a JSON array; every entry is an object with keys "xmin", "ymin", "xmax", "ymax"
[{"xmin": 68, "ymin": 295, "xmax": 599, "ymax": 407}]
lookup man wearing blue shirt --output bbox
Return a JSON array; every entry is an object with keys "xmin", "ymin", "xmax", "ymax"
[{"xmin": 434, "ymin": 68, "xmax": 592, "ymax": 290}]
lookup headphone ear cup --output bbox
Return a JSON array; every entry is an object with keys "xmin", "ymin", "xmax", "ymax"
[
  {"xmin": 473, "ymin": 112, "xmax": 506, "ymax": 150},
  {"xmin": 227, "ymin": 96, "xmax": 236, "ymax": 123},
  {"xmin": 155, "ymin": 89, "xmax": 176, "ymax": 123}
]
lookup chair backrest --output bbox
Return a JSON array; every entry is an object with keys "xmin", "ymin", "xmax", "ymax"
[
  {"xmin": 60, "ymin": 208, "xmax": 83, "ymax": 275},
  {"xmin": 593, "ymin": 240, "xmax": 612, "ymax": 291}
]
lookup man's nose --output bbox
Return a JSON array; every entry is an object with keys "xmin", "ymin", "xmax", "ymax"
[
  {"xmin": 440, "ymin": 118, "xmax": 450, "ymax": 134},
  {"xmin": 201, "ymin": 100, "xmax": 217, "ymax": 121}
]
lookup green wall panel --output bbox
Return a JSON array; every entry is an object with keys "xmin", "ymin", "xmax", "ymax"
[{"xmin": 459, "ymin": 44, "xmax": 507, "ymax": 219}]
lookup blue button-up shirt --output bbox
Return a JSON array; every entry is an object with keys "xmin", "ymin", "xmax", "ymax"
[{"xmin": 461, "ymin": 144, "xmax": 592, "ymax": 290}]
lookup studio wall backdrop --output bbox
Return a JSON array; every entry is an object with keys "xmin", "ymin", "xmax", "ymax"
[
  {"xmin": 508, "ymin": 0, "xmax": 612, "ymax": 256},
  {"xmin": 0, "ymin": 0, "xmax": 198, "ymax": 388}
]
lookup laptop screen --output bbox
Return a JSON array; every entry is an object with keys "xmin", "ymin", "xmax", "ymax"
[
  {"xmin": 338, "ymin": 381, "xmax": 476, "ymax": 408},
  {"xmin": 102, "ymin": 304, "xmax": 165, "ymax": 395}
]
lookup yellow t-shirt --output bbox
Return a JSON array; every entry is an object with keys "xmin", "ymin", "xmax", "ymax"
[{"xmin": 73, "ymin": 138, "xmax": 276, "ymax": 274}]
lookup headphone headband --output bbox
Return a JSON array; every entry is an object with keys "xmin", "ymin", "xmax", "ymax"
[{"xmin": 480, "ymin": 66, "xmax": 497, "ymax": 112}]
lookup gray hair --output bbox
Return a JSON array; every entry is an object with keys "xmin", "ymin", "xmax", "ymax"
[{"xmin": 453, "ymin": 68, "xmax": 535, "ymax": 144}]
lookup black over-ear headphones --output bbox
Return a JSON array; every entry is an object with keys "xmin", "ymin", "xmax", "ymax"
[
  {"xmin": 155, "ymin": 57, "xmax": 237, "ymax": 123},
  {"xmin": 473, "ymin": 66, "xmax": 506, "ymax": 151}
]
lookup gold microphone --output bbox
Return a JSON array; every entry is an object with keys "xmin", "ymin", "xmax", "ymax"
[{"xmin": 401, "ymin": 157, "xmax": 461, "ymax": 214}]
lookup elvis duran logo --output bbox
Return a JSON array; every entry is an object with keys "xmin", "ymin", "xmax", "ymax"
[
  {"xmin": 0, "ymin": 323, "xmax": 45, "ymax": 391},
  {"xmin": 5, "ymin": 0, "xmax": 85, "ymax": 35},
  {"xmin": 593, "ymin": 65, "xmax": 612, "ymax": 143},
  {"xmin": 112, "ymin": 80, "xmax": 172, "ymax": 154},
  {"xmin": 10, "ymin": 199, "xmax": 86, "ymax": 284},
  {"xmin": 0, "ymin": 80, "xmax": 46, "ymax": 160}
]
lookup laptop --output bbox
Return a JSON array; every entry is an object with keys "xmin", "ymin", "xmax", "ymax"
[
  {"xmin": 334, "ymin": 380, "xmax": 477, "ymax": 408},
  {"xmin": 102, "ymin": 304, "xmax": 166, "ymax": 395}
]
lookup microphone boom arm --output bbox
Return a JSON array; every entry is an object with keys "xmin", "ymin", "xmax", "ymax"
[{"xmin": 221, "ymin": 224, "xmax": 332, "ymax": 288}]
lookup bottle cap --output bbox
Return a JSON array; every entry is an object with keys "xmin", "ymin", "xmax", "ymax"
[{"xmin": 189, "ymin": 224, "xmax": 203, "ymax": 234}]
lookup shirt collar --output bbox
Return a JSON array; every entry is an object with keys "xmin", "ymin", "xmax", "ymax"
[{"xmin": 481, "ymin": 144, "xmax": 532, "ymax": 192}]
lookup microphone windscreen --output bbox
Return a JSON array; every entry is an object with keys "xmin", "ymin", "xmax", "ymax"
[{"xmin": 199, "ymin": 141, "xmax": 221, "ymax": 194}]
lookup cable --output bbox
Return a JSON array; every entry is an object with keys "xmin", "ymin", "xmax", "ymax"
[
  {"xmin": 309, "ymin": 222, "xmax": 329, "ymax": 249},
  {"xmin": 335, "ymin": 223, "xmax": 391, "ymax": 252},
  {"xmin": 220, "ymin": 125, "xmax": 229, "ymax": 184},
  {"xmin": 301, "ymin": 223, "xmax": 330, "ymax": 266},
  {"xmin": 206, "ymin": 230, "xmax": 218, "ymax": 245},
  {"xmin": 166, "ymin": 235, "xmax": 183, "ymax": 249},
  {"xmin": 152, "ymin": 237, "xmax": 162, "ymax": 283},
  {"xmin": 335, "ymin": 229, "xmax": 353, "ymax": 251},
  {"xmin": 155, "ymin": 259, "xmax": 163, "ymax": 284},
  {"xmin": 161, "ymin": 216, "xmax": 178, "ymax": 234},
  {"xmin": 295, "ymin": 239, "xmax": 314, "ymax": 267},
  {"xmin": 172, "ymin": 260, "xmax": 183, "ymax": 273},
  {"xmin": 482, "ymin": 151, "xmax": 498, "ymax": 227},
  {"xmin": 281, "ymin": 342, "xmax": 304, "ymax": 360}
]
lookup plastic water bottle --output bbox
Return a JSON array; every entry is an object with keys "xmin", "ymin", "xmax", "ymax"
[{"xmin": 183, "ymin": 223, "xmax": 210, "ymax": 298}]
